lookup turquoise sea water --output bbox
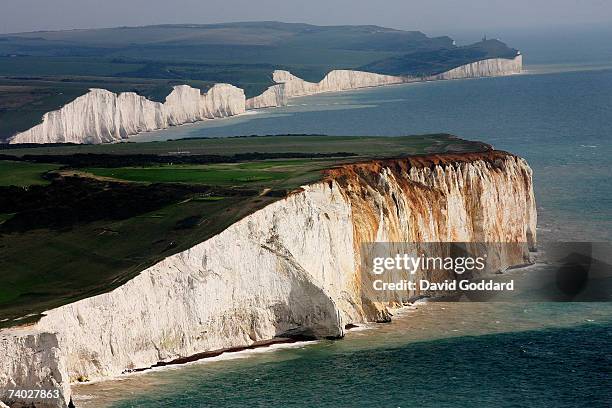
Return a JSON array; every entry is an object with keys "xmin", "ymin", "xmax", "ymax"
[
  {"xmin": 132, "ymin": 324, "xmax": 610, "ymax": 407},
  {"xmin": 76, "ymin": 303, "xmax": 612, "ymax": 407},
  {"xmin": 79, "ymin": 65, "xmax": 612, "ymax": 407}
]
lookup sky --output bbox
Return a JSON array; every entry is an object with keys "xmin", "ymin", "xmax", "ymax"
[{"xmin": 1, "ymin": 0, "xmax": 611, "ymax": 35}]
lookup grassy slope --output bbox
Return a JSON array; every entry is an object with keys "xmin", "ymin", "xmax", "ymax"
[
  {"xmin": 0, "ymin": 134, "xmax": 488, "ymax": 325},
  {"xmin": 0, "ymin": 160, "xmax": 58, "ymax": 186},
  {"xmin": 360, "ymin": 39, "xmax": 519, "ymax": 77},
  {"xmin": 82, "ymin": 161, "xmax": 311, "ymax": 185}
]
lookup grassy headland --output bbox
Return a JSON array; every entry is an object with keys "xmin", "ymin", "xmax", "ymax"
[{"xmin": 0, "ymin": 134, "xmax": 490, "ymax": 326}]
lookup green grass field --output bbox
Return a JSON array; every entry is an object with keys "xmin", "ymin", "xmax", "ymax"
[
  {"xmin": 81, "ymin": 158, "xmax": 356, "ymax": 187},
  {"xmin": 84, "ymin": 164, "xmax": 290, "ymax": 185},
  {"xmin": 4, "ymin": 134, "xmax": 488, "ymax": 157},
  {"xmin": 0, "ymin": 134, "xmax": 489, "ymax": 326},
  {"xmin": 0, "ymin": 160, "xmax": 59, "ymax": 186}
]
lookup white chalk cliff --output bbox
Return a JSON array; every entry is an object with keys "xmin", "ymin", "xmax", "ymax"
[
  {"xmin": 244, "ymin": 69, "xmax": 408, "ymax": 109},
  {"xmin": 430, "ymin": 54, "xmax": 523, "ymax": 80},
  {"xmin": 9, "ymin": 84, "xmax": 246, "ymax": 144},
  {"xmin": 8, "ymin": 55, "xmax": 521, "ymax": 144},
  {"xmin": 245, "ymin": 83, "xmax": 287, "ymax": 109},
  {"xmin": 0, "ymin": 151, "xmax": 536, "ymax": 407},
  {"xmin": 246, "ymin": 55, "xmax": 522, "ymax": 109},
  {"xmin": 272, "ymin": 69, "xmax": 408, "ymax": 98}
]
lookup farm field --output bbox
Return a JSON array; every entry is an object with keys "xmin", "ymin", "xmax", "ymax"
[{"xmin": 0, "ymin": 160, "xmax": 59, "ymax": 186}]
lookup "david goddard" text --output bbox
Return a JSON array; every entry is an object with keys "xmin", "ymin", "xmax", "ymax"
[{"xmin": 372, "ymin": 279, "xmax": 514, "ymax": 292}]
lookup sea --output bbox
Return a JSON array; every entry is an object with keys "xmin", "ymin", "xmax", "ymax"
[{"xmin": 76, "ymin": 41, "xmax": 612, "ymax": 407}]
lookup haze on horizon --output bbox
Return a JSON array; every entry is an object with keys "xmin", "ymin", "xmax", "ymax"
[{"xmin": 1, "ymin": 0, "xmax": 612, "ymax": 35}]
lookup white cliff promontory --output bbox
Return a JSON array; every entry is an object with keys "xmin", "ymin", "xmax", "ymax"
[
  {"xmin": 245, "ymin": 83, "xmax": 287, "ymax": 109},
  {"xmin": 272, "ymin": 69, "xmax": 408, "ymax": 98},
  {"xmin": 0, "ymin": 151, "xmax": 536, "ymax": 407},
  {"xmin": 430, "ymin": 54, "xmax": 523, "ymax": 80},
  {"xmin": 244, "ymin": 69, "xmax": 409, "ymax": 109},
  {"xmin": 9, "ymin": 84, "xmax": 246, "ymax": 144}
]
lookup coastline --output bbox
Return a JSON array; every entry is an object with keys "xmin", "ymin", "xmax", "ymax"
[
  {"xmin": 8, "ymin": 56, "xmax": 522, "ymax": 145},
  {"xmin": 126, "ymin": 337, "xmax": 317, "ymax": 374},
  {"xmin": 75, "ymin": 339, "xmax": 319, "ymax": 386},
  {"xmin": 69, "ymin": 308, "xmax": 410, "ymax": 407},
  {"xmin": 123, "ymin": 61, "xmax": 612, "ymax": 144}
]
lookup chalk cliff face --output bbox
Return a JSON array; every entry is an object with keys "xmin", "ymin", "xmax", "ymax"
[
  {"xmin": 245, "ymin": 84, "xmax": 287, "ymax": 109},
  {"xmin": 0, "ymin": 151, "xmax": 536, "ymax": 407},
  {"xmin": 272, "ymin": 69, "xmax": 408, "ymax": 99},
  {"xmin": 142, "ymin": 70, "xmax": 408, "ymax": 112},
  {"xmin": 246, "ymin": 56, "xmax": 522, "ymax": 109},
  {"xmin": 0, "ymin": 331, "xmax": 70, "ymax": 408},
  {"xmin": 9, "ymin": 84, "xmax": 246, "ymax": 144},
  {"xmin": 431, "ymin": 55, "xmax": 523, "ymax": 80},
  {"xmin": 244, "ymin": 69, "xmax": 408, "ymax": 109}
]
